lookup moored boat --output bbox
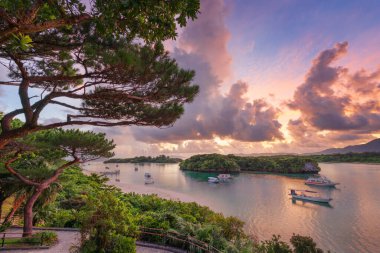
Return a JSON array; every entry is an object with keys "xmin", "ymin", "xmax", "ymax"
[
  {"xmin": 289, "ymin": 189, "xmax": 332, "ymax": 203},
  {"xmin": 305, "ymin": 175, "xmax": 339, "ymax": 187},
  {"xmin": 208, "ymin": 177, "xmax": 219, "ymax": 183},
  {"xmin": 217, "ymin": 174, "xmax": 232, "ymax": 181},
  {"xmin": 144, "ymin": 172, "xmax": 154, "ymax": 184}
]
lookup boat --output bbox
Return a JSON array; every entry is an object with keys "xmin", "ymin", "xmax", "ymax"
[
  {"xmin": 305, "ymin": 175, "xmax": 339, "ymax": 187},
  {"xmin": 208, "ymin": 177, "xmax": 219, "ymax": 183},
  {"xmin": 289, "ymin": 189, "xmax": 332, "ymax": 203},
  {"xmin": 100, "ymin": 169, "xmax": 120, "ymax": 176},
  {"xmin": 217, "ymin": 174, "xmax": 232, "ymax": 181},
  {"xmin": 144, "ymin": 173, "xmax": 154, "ymax": 184},
  {"xmin": 134, "ymin": 167, "xmax": 138, "ymax": 171}
]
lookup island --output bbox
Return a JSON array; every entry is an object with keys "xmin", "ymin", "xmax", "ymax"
[
  {"xmin": 305, "ymin": 152, "xmax": 380, "ymax": 164},
  {"xmin": 104, "ymin": 155, "xmax": 182, "ymax": 164},
  {"xmin": 179, "ymin": 154, "xmax": 320, "ymax": 173}
]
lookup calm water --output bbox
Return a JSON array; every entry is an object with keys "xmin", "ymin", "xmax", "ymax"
[{"xmin": 87, "ymin": 162, "xmax": 380, "ymax": 253}]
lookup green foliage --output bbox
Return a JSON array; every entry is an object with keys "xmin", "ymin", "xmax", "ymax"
[
  {"xmin": 180, "ymin": 154, "xmax": 320, "ymax": 173},
  {"xmin": 92, "ymin": 0, "xmax": 200, "ymax": 42},
  {"xmin": 9, "ymin": 33, "xmax": 33, "ymax": 51},
  {"xmin": 306, "ymin": 153, "xmax": 380, "ymax": 164},
  {"xmin": 0, "ymin": 1, "xmax": 200, "ymax": 146},
  {"xmin": 0, "ymin": 0, "xmax": 199, "ymax": 43},
  {"xmin": 30, "ymin": 167, "xmax": 328, "ymax": 252},
  {"xmin": 25, "ymin": 129, "xmax": 115, "ymax": 161},
  {"xmin": 255, "ymin": 235, "xmax": 292, "ymax": 253},
  {"xmin": 38, "ymin": 231, "xmax": 58, "ymax": 246},
  {"xmin": 22, "ymin": 231, "xmax": 58, "ymax": 246},
  {"xmin": 77, "ymin": 190, "xmax": 137, "ymax": 253},
  {"xmin": 104, "ymin": 155, "xmax": 182, "ymax": 164},
  {"xmin": 290, "ymin": 234, "xmax": 324, "ymax": 253},
  {"xmin": 179, "ymin": 154, "xmax": 240, "ymax": 172}
]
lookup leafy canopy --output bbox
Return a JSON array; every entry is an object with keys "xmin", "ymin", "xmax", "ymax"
[{"xmin": 0, "ymin": 0, "xmax": 200, "ymax": 147}]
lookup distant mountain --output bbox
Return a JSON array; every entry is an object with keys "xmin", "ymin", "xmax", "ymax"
[{"xmin": 317, "ymin": 139, "xmax": 380, "ymax": 154}]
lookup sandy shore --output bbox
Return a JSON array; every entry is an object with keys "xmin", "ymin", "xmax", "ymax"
[{"xmin": 109, "ymin": 181, "xmax": 209, "ymax": 206}]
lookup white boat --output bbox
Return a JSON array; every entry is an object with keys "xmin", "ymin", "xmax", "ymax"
[
  {"xmin": 217, "ymin": 174, "xmax": 232, "ymax": 181},
  {"xmin": 144, "ymin": 173, "xmax": 154, "ymax": 184},
  {"xmin": 305, "ymin": 175, "xmax": 339, "ymax": 187},
  {"xmin": 144, "ymin": 178, "xmax": 154, "ymax": 184},
  {"xmin": 289, "ymin": 189, "xmax": 332, "ymax": 203},
  {"xmin": 208, "ymin": 177, "xmax": 219, "ymax": 183}
]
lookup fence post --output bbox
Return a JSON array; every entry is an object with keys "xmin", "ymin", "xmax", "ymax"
[
  {"xmin": 1, "ymin": 233, "xmax": 5, "ymax": 248},
  {"xmin": 40, "ymin": 232, "xmax": 44, "ymax": 246}
]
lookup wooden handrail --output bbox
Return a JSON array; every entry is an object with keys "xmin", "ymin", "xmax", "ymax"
[{"xmin": 138, "ymin": 227, "xmax": 223, "ymax": 253}]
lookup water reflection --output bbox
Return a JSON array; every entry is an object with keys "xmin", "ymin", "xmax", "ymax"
[{"xmin": 291, "ymin": 199, "xmax": 333, "ymax": 209}]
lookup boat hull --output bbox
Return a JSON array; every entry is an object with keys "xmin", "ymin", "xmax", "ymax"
[
  {"xmin": 291, "ymin": 195, "xmax": 332, "ymax": 203},
  {"xmin": 144, "ymin": 179, "xmax": 154, "ymax": 184},
  {"xmin": 208, "ymin": 177, "xmax": 219, "ymax": 183},
  {"xmin": 305, "ymin": 182, "xmax": 338, "ymax": 187}
]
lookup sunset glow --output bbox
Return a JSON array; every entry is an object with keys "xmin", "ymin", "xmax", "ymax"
[{"xmin": 1, "ymin": 0, "xmax": 379, "ymax": 157}]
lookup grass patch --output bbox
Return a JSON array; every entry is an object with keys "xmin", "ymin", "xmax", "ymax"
[{"xmin": 1, "ymin": 231, "xmax": 58, "ymax": 248}]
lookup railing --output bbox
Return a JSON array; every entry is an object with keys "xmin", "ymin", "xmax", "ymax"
[
  {"xmin": 0, "ymin": 232, "xmax": 46, "ymax": 249},
  {"xmin": 138, "ymin": 227, "xmax": 222, "ymax": 253}
]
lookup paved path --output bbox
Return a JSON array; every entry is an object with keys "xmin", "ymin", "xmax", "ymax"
[
  {"xmin": 4, "ymin": 228, "xmax": 174, "ymax": 253},
  {"xmin": 5, "ymin": 228, "xmax": 80, "ymax": 253},
  {"xmin": 136, "ymin": 246, "xmax": 173, "ymax": 253}
]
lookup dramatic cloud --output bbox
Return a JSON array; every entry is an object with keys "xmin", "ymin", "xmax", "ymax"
[
  {"xmin": 133, "ymin": 80, "xmax": 283, "ymax": 143},
  {"xmin": 177, "ymin": 0, "xmax": 232, "ymax": 80},
  {"xmin": 288, "ymin": 42, "xmax": 380, "ymax": 147},
  {"xmin": 131, "ymin": 0, "xmax": 283, "ymax": 144}
]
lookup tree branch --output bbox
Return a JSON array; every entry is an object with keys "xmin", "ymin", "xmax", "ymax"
[
  {"xmin": 41, "ymin": 157, "xmax": 79, "ymax": 186},
  {"xmin": 0, "ymin": 81, "xmax": 20, "ymax": 86},
  {"xmin": 0, "ymin": 8, "xmax": 17, "ymax": 26},
  {"xmin": 4, "ymin": 151, "xmax": 40, "ymax": 187},
  {"xmin": 0, "ymin": 14, "xmax": 91, "ymax": 43}
]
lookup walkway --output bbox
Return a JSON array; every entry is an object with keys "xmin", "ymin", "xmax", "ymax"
[{"xmin": 3, "ymin": 228, "xmax": 176, "ymax": 253}]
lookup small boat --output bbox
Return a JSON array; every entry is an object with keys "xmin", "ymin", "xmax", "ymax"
[
  {"xmin": 217, "ymin": 174, "xmax": 232, "ymax": 181},
  {"xmin": 144, "ymin": 173, "xmax": 154, "ymax": 184},
  {"xmin": 208, "ymin": 177, "xmax": 219, "ymax": 183},
  {"xmin": 100, "ymin": 169, "xmax": 120, "ymax": 176},
  {"xmin": 134, "ymin": 167, "xmax": 138, "ymax": 171},
  {"xmin": 289, "ymin": 189, "xmax": 332, "ymax": 203},
  {"xmin": 105, "ymin": 166, "xmax": 110, "ymax": 170},
  {"xmin": 305, "ymin": 175, "xmax": 339, "ymax": 187}
]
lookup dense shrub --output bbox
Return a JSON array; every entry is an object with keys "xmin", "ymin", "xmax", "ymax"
[
  {"xmin": 23, "ymin": 231, "xmax": 58, "ymax": 246},
  {"xmin": 179, "ymin": 153, "xmax": 240, "ymax": 172},
  {"xmin": 180, "ymin": 154, "xmax": 320, "ymax": 173},
  {"xmin": 104, "ymin": 155, "xmax": 182, "ymax": 163},
  {"xmin": 290, "ymin": 234, "xmax": 323, "ymax": 253}
]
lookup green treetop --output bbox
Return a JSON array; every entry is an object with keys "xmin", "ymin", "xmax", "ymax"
[
  {"xmin": 1, "ymin": 128, "xmax": 115, "ymax": 236},
  {"xmin": 0, "ymin": 0, "xmax": 200, "ymax": 149}
]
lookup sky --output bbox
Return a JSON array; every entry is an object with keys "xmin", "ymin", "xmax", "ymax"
[{"xmin": 1, "ymin": 0, "xmax": 380, "ymax": 157}]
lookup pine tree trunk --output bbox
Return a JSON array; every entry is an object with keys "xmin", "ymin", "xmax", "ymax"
[{"xmin": 23, "ymin": 187, "xmax": 44, "ymax": 237}]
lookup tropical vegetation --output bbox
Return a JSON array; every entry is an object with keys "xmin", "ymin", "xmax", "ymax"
[
  {"xmin": 0, "ymin": 0, "xmax": 200, "ymax": 150},
  {"xmin": 11, "ymin": 166, "xmax": 327, "ymax": 253},
  {"xmin": 104, "ymin": 155, "xmax": 182, "ymax": 164},
  {"xmin": 305, "ymin": 153, "xmax": 380, "ymax": 164},
  {"xmin": 180, "ymin": 154, "xmax": 320, "ymax": 173}
]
